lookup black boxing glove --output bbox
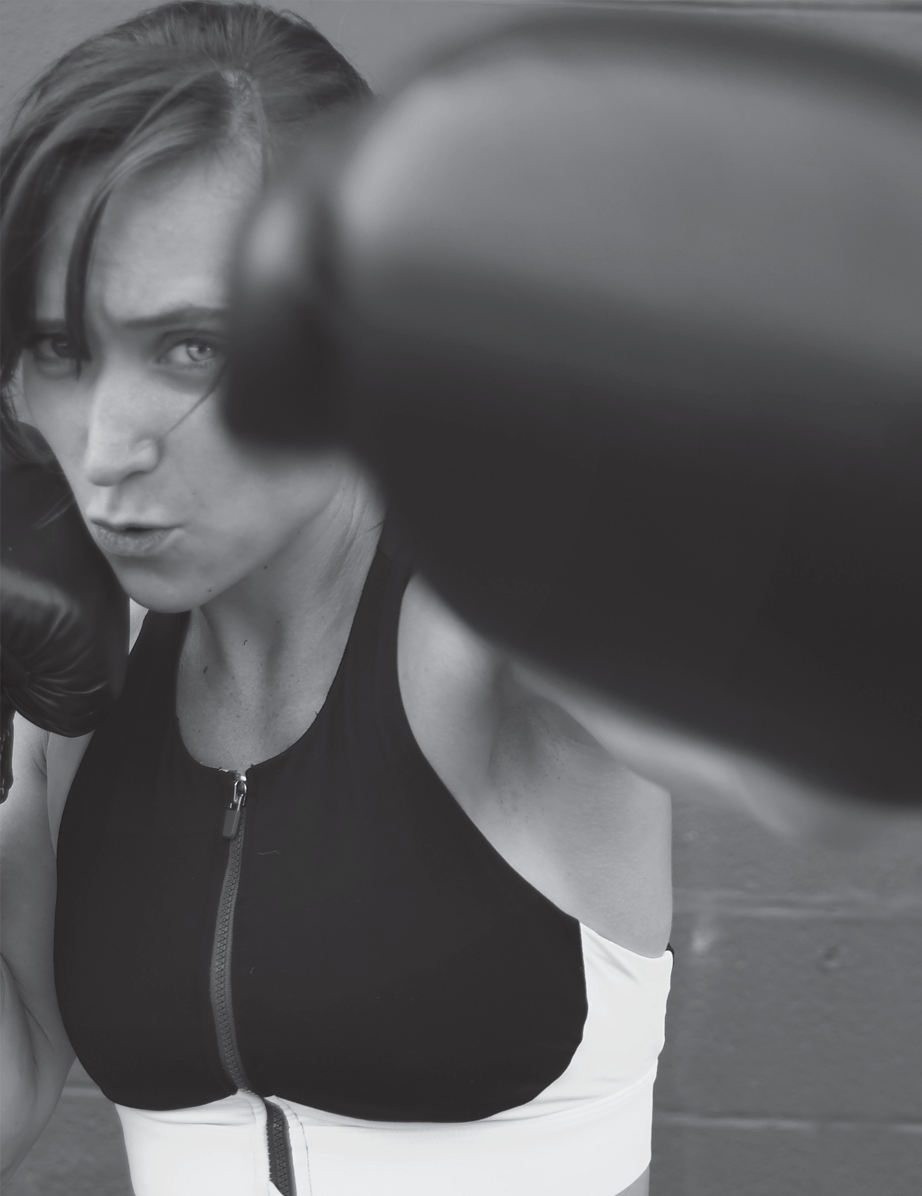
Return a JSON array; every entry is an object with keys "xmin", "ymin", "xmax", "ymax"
[
  {"xmin": 226, "ymin": 10, "xmax": 922, "ymax": 805},
  {"xmin": 1, "ymin": 431, "xmax": 129, "ymax": 800}
]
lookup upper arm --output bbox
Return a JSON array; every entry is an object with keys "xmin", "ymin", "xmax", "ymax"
[
  {"xmin": 399, "ymin": 574, "xmax": 644, "ymax": 794},
  {"xmin": 2, "ymin": 716, "xmax": 57, "ymax": 979},
  {"xmin": 400, "ymin": 579, "xmax": 672, "ymax": 950},
  {"xmin": 497, "ymin": 658, "xmax": 642, "ymax": 789},
  {"xmin": 486, "ymin": 642, "xmax": 675, "ymax": 953},
  {"xmin": 0, "ymin": 717, "xmax": 75, "ymax": 1142},
  {"xmin": 506, "ymin": 657, "xmax": 779, "ymax": 820},
  {"xmin": 0, "ymin": 607, "xmax": 142, "ymax": 1174},
  {"xmin": 1, "ymin": 717, "xmax": 69, "ymax": 1036}
]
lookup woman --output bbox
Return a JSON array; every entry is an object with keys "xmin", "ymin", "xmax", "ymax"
[{"xmin": 0, "ymin": 4, "xmax": 672, "ymax": 1193}]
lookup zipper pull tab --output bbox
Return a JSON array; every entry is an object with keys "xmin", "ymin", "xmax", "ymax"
[{"xmin": 222, "ymin": 772, "xmax": 247, "ymax": 840}]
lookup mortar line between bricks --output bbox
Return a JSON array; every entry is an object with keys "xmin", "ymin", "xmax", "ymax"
[
  {"xmin": 654, "ymin": 1112, "xmax": 922, "ymax": 1132},
  {"xmin": 672, "ymin": 889, "xmax": 922, "ymax": 919}
]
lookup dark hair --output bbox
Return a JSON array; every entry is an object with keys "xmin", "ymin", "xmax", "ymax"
[{"xmin": 0, "ymin": 0, "xmax": 371, "ymax": 457}]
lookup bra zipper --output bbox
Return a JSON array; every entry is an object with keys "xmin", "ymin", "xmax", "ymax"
[
  {"xmin": 265, "ymin": 1098, "xmax": 296, "ymax": 1196},
  {"xmin": 210, "ymin": 769, "xmax": 296, "ymax": 1195},
  {"xmin": 211, "ymin": 770, "xmax": 250, "ymax": 1090}
]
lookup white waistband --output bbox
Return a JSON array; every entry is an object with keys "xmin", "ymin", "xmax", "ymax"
[{"xmin": 117, "ymin": 1064, "xmax": 658, "ymax": 1196}]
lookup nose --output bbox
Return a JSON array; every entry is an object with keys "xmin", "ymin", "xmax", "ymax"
[{"xmin": 82, "ymin": 361, "xmax": 163, "ymax": 487}]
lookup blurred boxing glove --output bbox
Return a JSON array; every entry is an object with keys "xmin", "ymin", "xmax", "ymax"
[
  {"xmin": 1, "ymin": 430, "xmax": 129, "ymax": 800},
  {"xmin": 227, "ymin": 10, "xmax": 922, "ymax": 805}
]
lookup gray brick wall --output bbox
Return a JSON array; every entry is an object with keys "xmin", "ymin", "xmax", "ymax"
[{"xmin": 653, "ymin": 799, "xmax": 922, "ymax": 1194}]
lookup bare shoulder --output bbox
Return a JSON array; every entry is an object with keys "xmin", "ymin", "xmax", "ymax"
[
  {"xmin": 399, "ymin": 575, "xmax": 498, "ymax": 683},
  {"xmin": 397, "ymin": 575, "xmax": 503, "ymax": 810},
  {"xmin": 397, "ymin": 578, "xmax": 672, "ymax": 954},
  {"xmin": 0, "ymin": 720, "xmax": 92, "ymax": 857},
  {"xmin": 398, "ymin": 575, "xmax": 624, "ymax": 749},
  {"xmin": 397, "ymin": 574, "xmax": 659, "ymax": 786},
  {"xmin": 1, "ymin": 717, "xmax": 52, "ymax": 855}
]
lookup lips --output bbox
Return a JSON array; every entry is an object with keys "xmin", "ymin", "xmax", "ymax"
[{"xmin": 91, "ymin": 521, "xmax": 176, "ymax": 558}]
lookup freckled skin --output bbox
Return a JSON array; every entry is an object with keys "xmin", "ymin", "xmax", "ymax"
[{"xmin": 23, "ymin": 152, "xmax": 350, "ymax": 618}]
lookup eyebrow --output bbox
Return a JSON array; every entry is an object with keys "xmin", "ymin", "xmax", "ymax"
[
  {"xmin": 120, "ymin": 305, "xmax": 229, "ymax": 330},
  {"xmin": 30, "ymin": 305, "xmax": 230, "ymax": 337}
]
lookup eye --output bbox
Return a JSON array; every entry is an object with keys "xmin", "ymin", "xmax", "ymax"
[
  {"xmin": 28, "ymin": 333, "xmax": 80, "ymax": 363},
  {"xmin": 160, "ymin": 338, "xmax": 223, "ymax": 370},
  {"xmin": 25, "ymin": 332, "xmax": 81, "ymax": 377}
]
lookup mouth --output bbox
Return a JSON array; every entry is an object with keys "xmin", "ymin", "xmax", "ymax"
[{"xmin": 91, "ymin": 521, "xmax": 177, "ymax": 558}]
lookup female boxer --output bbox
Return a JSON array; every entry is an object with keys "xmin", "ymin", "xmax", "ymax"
[{"xmin": 1, "ymin": 4, "xmax": 671, "ymax": 1194}]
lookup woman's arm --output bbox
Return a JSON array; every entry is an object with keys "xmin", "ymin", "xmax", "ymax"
[
  {"xmin": 1, "ymin": 601, "xmax": 144, "ymax": 1178},
  {"xmin": 509, "ymin": 658, "xmax": 885, "ymax": 845},
  {"xmin": 399, "ymin": 577, "xmax": 672, "ymax": 952},
  {"xmin": 1, "ymin": 716, "xmax": 75, "ymax": 1180}
]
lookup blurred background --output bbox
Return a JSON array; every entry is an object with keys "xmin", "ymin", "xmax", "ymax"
[{"xmin": 2, "ymin": 2, "xmax": 922, "ymax": 1193}]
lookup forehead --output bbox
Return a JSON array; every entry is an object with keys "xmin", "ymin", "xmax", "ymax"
[{"xmin": 35, "ymin": 151, "xmax": 261, "ymax": 323}]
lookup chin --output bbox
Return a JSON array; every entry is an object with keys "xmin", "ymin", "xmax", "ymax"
[{"xmin": 107, "ymin": 560, "xmax": 208, "ymax": 614}]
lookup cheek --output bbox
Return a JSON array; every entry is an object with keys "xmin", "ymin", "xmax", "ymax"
[
  {"xmin": 173, "ymin": 470, "xmax": 321, "ymax": 593},
  {"xmin": 21, "ymin": 363, "xmax": 88, "ymax": 464},
  {"xmin": 191, "ymin": 484, "xmax": 300, "ymax": 568},
  {"xmin": 180, "ymin": 424, "xmax": 322, "ymax": 541},
  {"xmin": 173, "ymin": 462, "xmax": 277, "ymax": 556}
]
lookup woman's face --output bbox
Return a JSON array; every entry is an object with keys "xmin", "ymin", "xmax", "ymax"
[{"xmin": 22, "ymin": 150, "xmax": 345, "ymax": 612}]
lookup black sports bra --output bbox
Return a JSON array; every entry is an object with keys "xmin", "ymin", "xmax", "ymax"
[{"xmin": 54, "ymin": 534, "xmax": 587, "ymax": 1120}]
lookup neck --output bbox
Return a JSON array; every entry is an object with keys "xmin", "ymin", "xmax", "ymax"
[
  {"xmin": 189, "ymin": 475, "xmax": 384, "ymax": 672},
  {"xmin": 175, "ymin": 467, "xmax": 386, "ymax": 771}
]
